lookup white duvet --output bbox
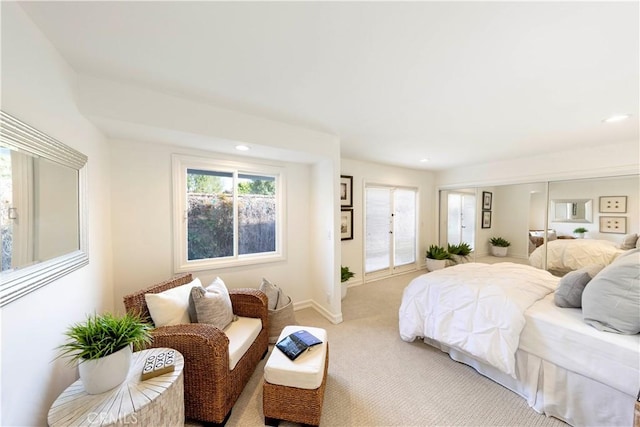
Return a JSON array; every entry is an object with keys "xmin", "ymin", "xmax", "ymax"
[
  {"xmin": 399, "ymin": 263, "xmax": 558, "ymax": 378},
  {"xmin": 529, "ymin": 238, "xmax": 625, "ymax": 271}
]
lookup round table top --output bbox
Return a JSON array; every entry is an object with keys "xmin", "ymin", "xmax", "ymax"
[{"xmin": 48, "ymin": 347, "xmax": 184, "ymax": 427}]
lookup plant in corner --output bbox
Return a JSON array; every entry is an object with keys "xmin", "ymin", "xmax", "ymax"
[
  {"xmin": 448, "ymin": 242, "xmax": 472, "ymax": 264},
  {"xmin": 573, "ymin": 227, "xmax": 588, "ymax": 238},
  {"xmin": 341, "ymin": 266, "xmax": 356, "ymax": 300},
  {"xmin": 426, "ymin": 244, "xmax": 451, "ymax": 271},
  {"xmin": 489, "ymin": 237, "xmax": 511, "ymax": 257},
  {"xmin": 57, "ymin": 312, "xmax": 152, "ymax": 394}
]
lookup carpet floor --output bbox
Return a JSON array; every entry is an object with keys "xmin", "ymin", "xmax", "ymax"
[{"xmin": 188, "ymin": 270, "xmax": 567, "ymax": 426}]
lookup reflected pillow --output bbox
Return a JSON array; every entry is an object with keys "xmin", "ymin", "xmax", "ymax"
[
  {"xmin": 190, "ymin": 277, "xmax": 234, "ymax": 330},
  {"xmin": 619, "ymin": 233, "xmax": 638, "ymax": 250},
  {"xmin": 145, "ymin": 278, "xmax": 201, "ymax": 327}
]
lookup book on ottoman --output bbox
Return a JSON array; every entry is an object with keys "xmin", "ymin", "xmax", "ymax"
[{"xmin": 276, "ymin": 329, "xmax": 322, "ymax": 361}]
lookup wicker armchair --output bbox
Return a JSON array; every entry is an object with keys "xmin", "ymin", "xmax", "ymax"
[{"xmin": 123, "ymin": 273, "xmax": 269, "ymax": 425}]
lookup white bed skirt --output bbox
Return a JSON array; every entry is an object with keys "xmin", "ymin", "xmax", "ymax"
[{"xmin": 425, "ymin": 338, "xmax": 635, "ymax": 427}]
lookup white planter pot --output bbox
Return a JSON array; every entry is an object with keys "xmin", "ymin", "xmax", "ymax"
[
  {"xmin": 451, "ymin": 254, "xmax": 471, "ymax": 265},
  {"xmin": 426, "ymin": 258, "xmax": 447, "ymax": 272},
  {"xmin": 574, "ymin": 233, "xmax": 585, "ymax": 239},
  {"xmin": 78, "ymin": 344, "xmax": 132, "ymax": 394},
  {"xmin": 341, "ymin": 281, "xmax": 348, "ymax": 300},
  {"xmin": 490, "ymin": 245, "xmax": 508, "ymax": 257}
]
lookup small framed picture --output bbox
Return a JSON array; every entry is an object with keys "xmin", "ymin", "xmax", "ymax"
[
  {"xmin": 599, "ymin": 196, "xmax": 627, "ymax": 213},
  {"xmin": 599, "ymin": 216, "xmax": 627, "ymax": 234},
  {"xmin": 340, "ymin": 209, "xmax": 354, "ymax": 240},
  {"xmin": 340, "ymin": 175, "xmax": 353, "ymax": 207},
  {"xmin": 482, "ymin": 191, "xmax": 492, "ymax": 210},
  {"xmin": 481, "ymin": 211, "xmax": 492, "ymax": 229}
]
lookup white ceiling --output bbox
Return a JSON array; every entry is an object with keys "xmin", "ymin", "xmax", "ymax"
[{"xmin": 18, "ymin": 1, "xmax": 639, "ymax": 170}]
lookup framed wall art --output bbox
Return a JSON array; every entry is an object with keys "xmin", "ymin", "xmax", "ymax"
[
  {"xmin": 481, "ymin": 211, "xmax": 492, "ymax": 229},
  {"xmin": 340, "ymin": 175, "xmax": 353, "ymax": 207},
  {"xmin": 599, "ymin": 196, "xmax": 627, "ymax": 213},
  {"xmin": 482, "ymin": 191, "xmax": 492, "ymax": 210},
  {"xmin": 599, "ymin": 216, "xmax": 626, "ymax": 234},
  {"xmin": 340, "ymin": 209, "xmax": 354, "ymax": 240}
]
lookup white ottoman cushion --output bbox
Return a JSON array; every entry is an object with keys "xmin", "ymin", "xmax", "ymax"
[
  {"xmin": 264, "ymin": 325, "xmax": 327, "ymax": 390},
  {"xmin": 225, "ymin": 316, "xmax": 262, "ymax": 370}
]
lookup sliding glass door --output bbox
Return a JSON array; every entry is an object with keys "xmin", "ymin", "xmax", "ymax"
[{"xmin": 365, "ymin": 185, "xmax": 417, "ymax": 277}]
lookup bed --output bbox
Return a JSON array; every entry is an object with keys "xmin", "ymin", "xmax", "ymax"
[
  {"xmin": 529, "ymin": 238, "xmax": 627, "ymax": 275},
  {"xmin": 399, "ymin": 258, "xmax": 640, "ymax": 427}
]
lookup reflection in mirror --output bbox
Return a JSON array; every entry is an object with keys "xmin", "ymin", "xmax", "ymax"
[
  {"xmin": 1, "ymin": 147, "xmax": 79, "ymax": 271},
  {"xmin": 0, "ymin": 111, "xmax": 87, "ymax": 306},
  {"xmin": 550, "ymin": 199, "xmax": 593, "ymax": 223},
  {"xmin": 439, "ymin": 189, "xmax": 477, "ymax": 262},
  {"xmin": 532, "ymin": 175, "xmax": 639, "ymax": 277}
]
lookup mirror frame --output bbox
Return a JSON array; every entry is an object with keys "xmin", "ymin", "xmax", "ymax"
[{"xmin": 0, "ymin": 111, "xmax": 88, "ymax": 306}]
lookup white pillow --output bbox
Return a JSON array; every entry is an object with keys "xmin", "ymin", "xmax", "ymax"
[
  {"xmin": 190, "ymin": 277, "xmax": 234, "ymax": 330},
  {"xmin": 145, "ymin": 278, "xmax": 201, "ymax": 327}
]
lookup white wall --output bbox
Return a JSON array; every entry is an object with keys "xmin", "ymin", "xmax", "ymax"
[
  {"xmin": 340, "ymin": 158, "xmax": 436, "ymax": 283},
  {"xmin": 109, "ymin": 139, "xmax": 315, "ymax": 312},
  {"xmin": 1, "ymin": 4, "xmax": 113, "ymax": 425}
]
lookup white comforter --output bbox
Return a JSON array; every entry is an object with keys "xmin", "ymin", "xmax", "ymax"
[
  {"xmin": 399, "ymin": 263, "xmax": 558, "ymax": 378},
  {"xmin": 529, "ymin": 239, "xmax": 625, "ymax": 271}
]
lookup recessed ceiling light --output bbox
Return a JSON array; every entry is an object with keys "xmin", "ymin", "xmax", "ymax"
[
  {"xmin": 603, "ymin": 114, "xmax": 631, "ymax": 123},
  {"xmin": 419, "ymin": 158, "xmax": 429, "ymax": 163},
  {"xmin": 235, "ymin": 145, "xmax": 250, "ymax": 151}
]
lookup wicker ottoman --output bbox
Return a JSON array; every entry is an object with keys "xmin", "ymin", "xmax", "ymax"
[{"xmin": 263, "ymin": 325, "xmax": 329, "ymax": 426}]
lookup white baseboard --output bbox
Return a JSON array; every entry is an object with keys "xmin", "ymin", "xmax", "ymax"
[{"xmin": 293, "ymin": 299, "xmax": 343, "ymax": 324}]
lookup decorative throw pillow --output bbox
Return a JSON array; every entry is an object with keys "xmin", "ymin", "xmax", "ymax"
[
  {"xmin": 189, "ymin": 277, "xmax": 234, "ymax": 330},
  {"xmin": 259, "ymin": 278, "xmax": 281, "ymax": 310},
  {"xmin": 582, "ymin": 250, "xmax": 640, "ymax": 334},
  {"xmin": 619, "ymin": 233, "xmax": 638, "ymax": 250},
  {"xmin": 145, "ymin": 278, "xmax": 201, "ymax": 327},
  {"xmin": 553, "ymin": 264, "xmax": 604, "ymax": 308}
]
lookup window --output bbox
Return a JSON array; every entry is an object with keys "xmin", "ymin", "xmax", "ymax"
[{"xmin": 173, "ymin": 155, "xmax": 284, "ymax": 271}]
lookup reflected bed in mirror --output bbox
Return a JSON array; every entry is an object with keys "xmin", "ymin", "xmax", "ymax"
[{"xmin": 0, "ymin": 111, "xmax": 88, "ymax": 306}]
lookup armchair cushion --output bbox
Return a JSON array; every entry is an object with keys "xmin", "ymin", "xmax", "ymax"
[
  {"xmin": 226, "ymin": 316, "xmax": 263, "ymax": 369},
  {"xmin": 145, "ymin": 277, "xmax": 201, "ymax": 326}
]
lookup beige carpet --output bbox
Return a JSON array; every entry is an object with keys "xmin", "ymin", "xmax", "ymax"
[{"xmin": 189, "ymin": 270, "xmax": 567, "ymax": 427}]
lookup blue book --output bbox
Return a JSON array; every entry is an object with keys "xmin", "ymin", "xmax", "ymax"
[{"xmin": 276, "ymin": 330, "xmax": 322, "ymax": 361}]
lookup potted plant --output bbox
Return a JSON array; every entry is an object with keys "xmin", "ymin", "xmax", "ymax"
[
  {"xmin": 57, "ymin": 312, "xmax": 152, "ymax": 394},
  {"xmin": 489, "ymin": 237, "xmax": 511, "ymax": 257},
  {"xmin": 426, "ymin": 245, "xmax": 451, "ymax": 271},
  {"xmin": 448, "ymin": 242, "xmax": 472, "ymax": 264},
  {"xmin": 341, "ymin": 265, "xmax": 356, "ymax": 300},
  {"xmin": 573, "ymin": 227, "xmax": 588, "ymax": 239}
]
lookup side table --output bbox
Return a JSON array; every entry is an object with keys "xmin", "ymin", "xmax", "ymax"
[{"xmin": 48, "ymin": 348, "xmax": 184, "ymax": 426}]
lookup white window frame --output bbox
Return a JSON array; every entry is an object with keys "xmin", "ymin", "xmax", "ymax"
[{"xmin": 172, "ymin": 154, "xmax": 286, "ymax": 272}]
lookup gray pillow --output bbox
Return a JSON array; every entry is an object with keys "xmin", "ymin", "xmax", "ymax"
[
  {"xmin": 554, "ymin": 271, "xmax": 591, "ymax": 308},
  {"xmin": 189, "ymin": 277, "xmax": 234, "ymax": 330},
  {"xmin": 582, "ymin": 250, "xmax": 640, "ymax": 334},
  {"xmin": 259, "ymin": 277, "xmax": 280, "ymax": 310},
  {"xmin": 554, "ymin": 264, "xmax": 604, "ymax": 308}
]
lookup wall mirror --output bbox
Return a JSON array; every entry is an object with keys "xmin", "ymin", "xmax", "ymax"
[
  {"xmin": 0, "ymin": 111, "xmax": 88, "ymax": 306},
  {"xmin": 550, "ymin": 199, "xmax": 593, "ymax": 223}
]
